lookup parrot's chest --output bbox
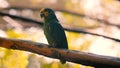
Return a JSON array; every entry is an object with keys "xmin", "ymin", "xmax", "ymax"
[
  {"xmin": 44, "ymin": 23, "xmax": 56, "ymax": 45},
  {"xmin": 44, "ymin": 21, "xmax": 57, "ymax": 35},
  {"xmin": 44, "ymin": 23, "xmax": 52, "ymax": 35}
]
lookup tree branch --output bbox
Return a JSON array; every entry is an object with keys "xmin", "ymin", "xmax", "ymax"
[
  {"xmin": 0, "ymin": 37, "xmax": 120, "ymax": 68},
  {"xmin": 0, "ymin": 11, "xmax": 120, "ymax": 42},
  {"xmin": 64, "ymin": 28, "xmax": 120, "ymax": 42},
  {"xmin": 0, "ymin": 11, "xmax": 43, "ymax": 26}
]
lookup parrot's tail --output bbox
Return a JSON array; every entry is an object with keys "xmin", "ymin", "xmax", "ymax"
[{"xmin": 60, "ymin": 60, "xmax": 66, "ymax": 64}]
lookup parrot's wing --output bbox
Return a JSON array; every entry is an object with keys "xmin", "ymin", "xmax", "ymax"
[{"xmin": 47, "ymin": 21, "xmax": 68, "ymax": 49}]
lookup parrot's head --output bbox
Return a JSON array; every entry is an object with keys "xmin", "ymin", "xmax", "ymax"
[{"xmin": 40, "ymin": 8, "xmax": 58, "ymax": 21}]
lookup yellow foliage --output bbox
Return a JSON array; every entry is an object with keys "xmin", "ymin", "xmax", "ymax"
[
  {"xmin": 41, "ymin": 63, "xmax": 52, "ymax": 68},
  {"xmin": 73, "ymin": 64, "xmax": 80, "ymax": 68},
  {"xmin": 0, "ymin": 49, "xmax": 28, "ymax": 68},
  {"xmin": 79, "ymin": 40, "xmax": 91, "ymax": 51},
  {"xmin": 62, "ymin": 13, "xmax": 99, "ymax": 28},
  {"xmin": 6, "ymin": 29, "xmax": 27, "ymax": 39},
  {"xmin": 66, "ymin": 31, "xmax": 83, "ymax": 50},
  {"xmin": 52, "ymin": 63, "xmax": 58, "ymax": 68}
]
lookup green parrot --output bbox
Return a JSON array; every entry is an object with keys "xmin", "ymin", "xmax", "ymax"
[{"xmin": 40, "ymin": 8, "xmax": 68, "ymax": 64}]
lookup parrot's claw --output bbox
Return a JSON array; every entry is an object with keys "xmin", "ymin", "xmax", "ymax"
[{"xmin": 52, "ymin": 49, "xmax": 66, "ymax": 64}]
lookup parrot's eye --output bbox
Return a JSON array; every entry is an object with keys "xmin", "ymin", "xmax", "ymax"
[
  {"xmin": 43, "ymin": 11, "xmax": 49, "ymax": 16},
  {"xmin": 40, "ymin": 8, "xmax": 49, "ymax": 17}
]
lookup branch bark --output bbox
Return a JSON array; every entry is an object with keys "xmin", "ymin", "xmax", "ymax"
[{"xmin": 0, "ymin": 37, "xmax": 120, "ymax": 68}]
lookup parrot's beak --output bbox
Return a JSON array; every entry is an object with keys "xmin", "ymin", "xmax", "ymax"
[{"xmin": 40, "ymin": 13, "xmax": 44, "ymax": 18}]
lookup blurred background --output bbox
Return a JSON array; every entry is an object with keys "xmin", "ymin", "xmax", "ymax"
[{"xmin": 0, "ymin": 0, "xmax": 120, "ymax": 68}]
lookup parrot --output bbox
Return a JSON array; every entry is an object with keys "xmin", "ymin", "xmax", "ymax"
[{"xmin": 40, "ymin": 8, "xmax": 68, "ymax": 64}]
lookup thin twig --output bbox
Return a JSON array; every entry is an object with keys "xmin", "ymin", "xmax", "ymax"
[
  {"xmin": 0, "ymin": 11, "xmax": 120, "ymax": 42},
  {"xmin": 3, "ymin": 7, "xmax": 120, "ymax": 28}
]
